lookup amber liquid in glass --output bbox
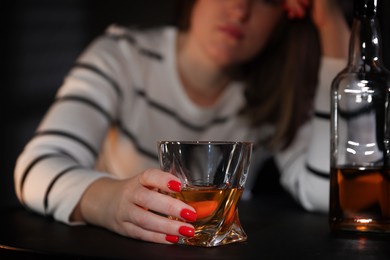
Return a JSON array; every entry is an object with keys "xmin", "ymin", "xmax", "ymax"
[
  {"xmin": 330, "ymin": 167, "xmax": 390, "ymax": 233},
  {"xmin": 169, "ymin": 187, "xmax": 246, "ymax": 247}
]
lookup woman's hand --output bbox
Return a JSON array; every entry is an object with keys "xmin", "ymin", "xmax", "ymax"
[
  {"xmin": 72, "ymin": 169, "xmax": 197, "ymax": 244},
  {"xmin": 282, "ymin": 0, "xmax": 309, "ymax": 19},
  {"xmin": 283, "ymin": 0, "xmax": 350, "ymax": 58},
  {"xmin": 282, "ymin": 0, "xmax": 341, "ymax": 24}
]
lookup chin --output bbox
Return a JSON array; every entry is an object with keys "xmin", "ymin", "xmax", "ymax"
[
  {"xmin": 211, "ymin": 49, "xmax": 250, "ymax": 66},
  {"xmin": 215, "ymin": 56, "xmax": 246, "ymax": 68},
  {"xmin": 209, "ymin": 51, "xmax": 235, "ymax": 66}
]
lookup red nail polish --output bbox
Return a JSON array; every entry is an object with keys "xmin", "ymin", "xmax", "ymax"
[
  {"xmin": 288, "ymin": 11, "xmax": 295, "ymax": 19},
  {"xmin": 296, "ymin": 9, "xmax": 304, "ymax": 18},
  {"xmin": 179, "ymin": 226, "xmax": 195, "ymax": 237},
  {"xmin": 167, "ymin": 180, "xmax": 181, "ymax": 192},
  {"xmin": 165, "ymin": 234, "xmax": 179, "ymax": 243},
  {"xmin": 180, "ymin": 208, "xmax": 197, "ymax": 222}
]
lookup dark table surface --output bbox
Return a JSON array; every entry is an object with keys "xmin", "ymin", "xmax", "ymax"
[{"xmin": 1, "ymin": 191, "xmax": 389, "ymax": 260}]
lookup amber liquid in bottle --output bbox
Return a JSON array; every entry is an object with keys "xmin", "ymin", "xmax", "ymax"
[
  {"xmin": 330, "ymin": 167, "xmax": 390, "ymax": 232},
  {"xmin": 329, "ymin": 0, "xmax": 390, "ymax": 233}
]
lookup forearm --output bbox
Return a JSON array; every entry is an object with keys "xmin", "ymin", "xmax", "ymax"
[
  {"xmin": 71, "ymin": 177, "xmax": 121, "ymax": 226},
  {"xmin": 14, "ymin": 146, "xmax": 111, "ymax": 224}
]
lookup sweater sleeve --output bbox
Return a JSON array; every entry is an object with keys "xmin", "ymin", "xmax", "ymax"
[
  {"xmin": 275, "ymin": 57, "xmax": 347, "ymax": 212},
  {"xmin": 13, "ymin": 33, "xmax": 126, "ymax": 225}
]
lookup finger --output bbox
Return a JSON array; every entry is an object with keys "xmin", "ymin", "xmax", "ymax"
[
  {"xmin": 121, "ymin": 220, "xmax": 178, "ymax": 244},
  {"xmin": 283, "ymin": 0, "xmax": 308, "ymax": 19},
  {"xmin": 138, "ymin": 168, "xmax": 183, "ymax": 193},
  {"xmin": 131, "ymin": 184, "xmax": 197, "ymax": 222},
  {"xmin": 123, "ymin": 204, "xmax": 195, "ymax": 244}
]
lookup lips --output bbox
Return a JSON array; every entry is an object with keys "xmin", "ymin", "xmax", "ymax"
[{"xmin": 218, "ymin": 25, "xmax": 244, "ymax": 40}]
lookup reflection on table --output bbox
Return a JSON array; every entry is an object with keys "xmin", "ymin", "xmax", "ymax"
[{"xmin": 1, "ymin": 191, "xmax": 390, "ymax": 259}]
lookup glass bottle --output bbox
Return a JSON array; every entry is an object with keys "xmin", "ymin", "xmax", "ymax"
[{"xmin": 330, "ymin": 0, "xmax": 390, "ymax": 233}]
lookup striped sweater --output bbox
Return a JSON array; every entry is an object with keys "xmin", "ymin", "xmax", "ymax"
[{"xmin": 14, "ymin": 25, "xmax": 346, "ymax": 224}]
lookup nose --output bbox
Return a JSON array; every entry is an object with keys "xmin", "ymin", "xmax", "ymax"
[{"xmin": 228, "ymin": 0, "xmax": 251, "ymax": 22}]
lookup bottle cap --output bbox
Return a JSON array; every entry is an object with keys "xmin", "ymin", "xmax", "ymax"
[{"xmin": 354, "ymin": 0, "xmax": 378, "ymax": 17}]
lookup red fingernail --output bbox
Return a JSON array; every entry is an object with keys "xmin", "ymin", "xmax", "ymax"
[
  {"xmin": 167, "ymin": 180, "xmax": 181, "ymax": 192},
  {"xmin": 296, "ymin": 9, "xmax": 304, "ymax": 18},
  {"xmin": 180, "ymin": 208, "xmax": 197, "ymax": 222},
  {"xmin": 179, "ymin": 226, "xmax": 195, "ymax": 237},
  {"xmin": 165, "ymin": 234, "xmax": 179, "ymax": 243}
]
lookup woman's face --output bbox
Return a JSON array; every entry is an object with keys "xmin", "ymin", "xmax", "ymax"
[{"xmin": 189, "ymin": 0, "xmax": 284, "ymax": 67}]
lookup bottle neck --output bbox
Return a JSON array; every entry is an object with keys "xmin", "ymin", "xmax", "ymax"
[{"xmin": 348, "ymin": 15, "xmax": 383, "ymax": 70}]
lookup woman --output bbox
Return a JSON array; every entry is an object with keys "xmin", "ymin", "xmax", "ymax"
[{"xmin": 14, "ymin": 0, "xmax": 350, "ymax": 244}]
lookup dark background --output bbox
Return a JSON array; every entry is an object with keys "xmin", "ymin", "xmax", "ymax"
[{"xmin": 3, "ymin": 0, "xmax": 390, "ymax": 207}]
